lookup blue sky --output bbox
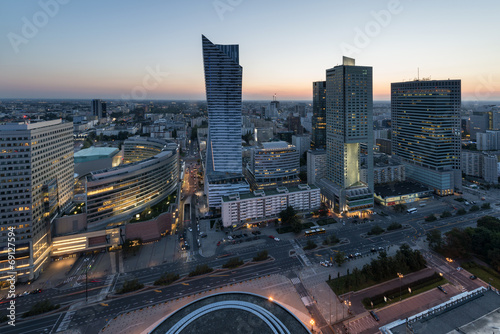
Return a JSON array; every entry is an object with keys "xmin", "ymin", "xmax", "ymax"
[{"xmin": 0, "ymin": 0, "xmax": 499, "ymax": 100}]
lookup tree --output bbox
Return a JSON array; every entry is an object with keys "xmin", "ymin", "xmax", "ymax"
[
  {"xmin": 426, "ymin": 230, "xmax": 442, "ymax": 250},
  {"xmin": 334, "ymin": 251, "xmax": 346, "ymax": 267},
  {"xmin": 477, "ymin": 216, "xmax": 500, "ymax": 233},
  {"xmin": 441, "ymin": 211, "xmax": 452, "ymax": 218},
  {"xmin": 303, "ymin": 240, "xmax": 317, "ymax": 250},
  {"xmin": 482, "ymin": 202, "xmax": 491, "ymax": 210},
  {"xmin": 368, "ymin": 225, "xmax": 384, "ymax": 235},
  {"xmin": 456, "ymin": 208, "xmax": 467, "ymax": 215},
  {"xmin": 393, "ymin": 203, "xmax": 407, "ymax": 213},
  {"xmin": 425, "ymin": 215, "xmax": 437, "ymax": 222},
  {"xmin": 279, "ymin": 206, "xmax": 297, "ymax": 225},
  {"xmin": 470, "ymin": 205, "xmax": 480, "ymax": 212},
  {"xmin": 387, "ymin": 222, "xmax": 402, "ymax": 231}
]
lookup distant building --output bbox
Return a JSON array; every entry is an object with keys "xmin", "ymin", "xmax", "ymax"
[
  {"xmin": 221, "ymin": 185, "xmax": 320, "ymax": 227},
  {"xmin": 246, "ymin": 141, "xmax": 300, "ymax": 190},
  {"xmin": 362, "ymin": 157, "xmax": 405, "ymax": 184},
  {"xmin": 376, "ymin": 138, "xmax": 392, "ymax": 155},
  {"xmin": 288, "ymin": 115, "xmax": 303, "ymax": 134},
  {"xmin": 476, "ymin": 130, "xmax": 500, "ymax": 150},
  {"xmin": 74, "ymin": 146, "xmax": 122, "ymax": 176},
  {"xmin": 254, "ymin": 127, "xmax": 274, "ymax": 143},
  {"xmin": 277, "ymin": 131, "xmax": 294, "ymax": 144},
  {"xmin": 462, "ymin": 150, "xmax": 499, "ymax": 184},
  {"xmin": 307, "ymin": 149, "xmax": 326, "ymax": 186},
  {"xmin": 311, "ymin": 81, "xmax": 326, "ymax": 149},
  {"xmin": 292, "ymin": 134, "xmax": 311, "ymax": 157},
  {"xmin": 0, "ymin": 120, "xmax": 74, "ymax": 281},
  {"xmin": 392, "ymin": 79, "xmax": 462, "ymax": 195},
  {"xmin": 267, "ymin": 96, "xmax": 280, "ymax": 119},
  {"xmin": 92, "ymin": 99, "xmax": 106, "ymax": 119}
]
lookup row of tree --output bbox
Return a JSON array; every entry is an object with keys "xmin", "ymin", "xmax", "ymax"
[
  {"xmin": 427, "ymin": 215, "xmax": 500, "ymax": 271},
  {"xmin": 329, "ymin": 244, "xmax": 426, "ymax": 293}
]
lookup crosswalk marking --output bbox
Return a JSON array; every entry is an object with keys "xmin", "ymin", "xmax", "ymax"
[{"xmin": 291, "ymin": 277, "xmax": 301, "ymax": 285}]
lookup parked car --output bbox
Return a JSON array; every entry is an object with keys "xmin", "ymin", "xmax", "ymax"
[
  {"xmin": 274, "ymin": 237, "xmax": 280, "ymax": 242},
  {"xmin": 437, "ymin": 285, "xmax": 447, "ymax": 294},
  {"xmin": 470, "ymin": 275, "xmax": 477, "ymax": 280},
  {"xmin": 369, "ymin": 311, "xmax": 380, "ymax": 321}
]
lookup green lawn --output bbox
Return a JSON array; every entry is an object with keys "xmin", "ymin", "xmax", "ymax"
[
  {"xmin": 462, "ymin": 261, "xmax": 500, "ymax": 289},
  {"xmin": 365, "ymin": 277, "xmax": 448, "ymax": 309},
  {"xmin": 317, "ymin": 219, "xmax": 337, "ymax": 226}
]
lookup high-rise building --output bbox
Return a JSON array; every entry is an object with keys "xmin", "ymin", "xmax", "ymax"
[
  {"xmin": 391, "ymin": 79, "xmax": 462, "ymax": 195},
  {"xmin": 318, "ymin": 56, "xmax": 374, "ymax": 215},
  {"xmin": 267, "ymin": 95, "xmax": 280, "ymax": 119},
  {"xmin": 202, "ymin": 35, "xmax": 249, "ymax": 208},
  {"xmin": 311, "ymin": 81, "xmax": 326, "ymax": 149},
  {"xmin": 92, "ymin": 99, "xmax": 106, "ymax": 119},
  {"xmin": 202, "ymin": 35, "xmax": 242, "ymax": 175},
  {"xmin": 246, "ymin": 141, "xmax": 300, "ymax": 190},
  {"xmin": 0, "ymin": 120, "xmax": 74, "ymax": 281},
  {"xmin": 307, "ymin": 149, "xmax": 326, "ymax": 186}
]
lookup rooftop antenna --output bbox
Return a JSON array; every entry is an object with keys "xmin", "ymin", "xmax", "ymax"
[{"xmin": 273, "ymin": 93, "xmax": 276, "ymax": 101}]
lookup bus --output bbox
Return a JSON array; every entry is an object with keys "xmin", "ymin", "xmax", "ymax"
[
  {"xmin": 305, "ymin": 228, "xmax": 326, "ymax": 237},
  {"xmin": 407, "ymin": 208, "xmax": 417, "ymax": 214}
]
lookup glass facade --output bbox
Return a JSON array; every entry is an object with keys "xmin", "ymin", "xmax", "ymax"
[
  {"xmin": 312, "ymin": 81, "xmax": 326, "ymax": 149},
  {"xmin": 202, "ymin": 35, "xmax": 242, "ymax": 175},
  {"xmin": 391, "ymin": 80, "xmax": 462, "ymax": 194}
]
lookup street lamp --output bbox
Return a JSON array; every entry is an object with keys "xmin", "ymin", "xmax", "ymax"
[
  {"xmin": 310, "ymin": 319, "xmax": 315, "ymax": 332},
  {"xmin": 397, "ymin": 273, "xmax": 404, "ymax": 301}
]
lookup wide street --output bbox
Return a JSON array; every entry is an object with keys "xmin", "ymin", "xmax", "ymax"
[{"xmin": 2, "ymin": 201, "xmax": 497, "ymax": 333}]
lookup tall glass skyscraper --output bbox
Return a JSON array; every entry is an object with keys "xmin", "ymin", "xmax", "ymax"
[
  {"xmin": 202, "ymin": 35, "xmax": 249, "ymax": 209},
  {"xmin": 311, "ymin": 81, "xmax": 326, "ymax": 149},
  {"xmin": 202, "ymin": 35, "xmax": 242, "ymax": 175},
  {"xmin": 391, "ymin": 79, "xmax": 462, "ymax": 195},
  {"xmin": 318, "ymin": 57, "xmax": 374, "ymax": 215}
]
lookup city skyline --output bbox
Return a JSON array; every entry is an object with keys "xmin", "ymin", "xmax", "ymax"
[{"xmin": 0, "ymin": 0, "xmax": 499, "ymax": 101}]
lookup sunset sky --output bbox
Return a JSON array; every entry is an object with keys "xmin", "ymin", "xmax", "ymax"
[{"xmin": 1, "ymin": 0, "xmax": 499, "ymax": 101}]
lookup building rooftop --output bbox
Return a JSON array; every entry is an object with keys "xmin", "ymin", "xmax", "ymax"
[
  {"xmin": 74, "ymin": 147, "xmax": 119, "ymax": 163},
  {"xmin": 384, "ymin": 288, "xmax": 500, "ymax": 334},
  {"xmin": 260, "ymin": 141, "xmax": 292, "ymax": 150},
  {"xmin": 374, "ymin": 181, "xmax": 431, "ymax": 199},
  {"xmin": 150, "ymin": 292, "xmax": 310, "ymax": 334},
  {"xmin": 222, "ymin": 184, "xmax": 318, "ymax": 202}
]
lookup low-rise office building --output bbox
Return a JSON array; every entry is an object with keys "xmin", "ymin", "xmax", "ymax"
[{"xmin": 221, "ymin": 184, "xmax": 320, "ymax": 227}]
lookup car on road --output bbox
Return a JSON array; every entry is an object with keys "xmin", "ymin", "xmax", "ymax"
[
  {"xmin": 369, "ymin": 310, "xmax": 380, "ymax": 321},
  {"xmin": 320, "ymin": 261, "xmax": 328, "ymax": 267},
  {"xmin": 188, "ymin": 227, "xmax": 192, "ymax": 232},
  {"xmin": 30, "ymin": 288, "xmax": 42, "ymax": 294},
  {"xmin": 354, "ymin": 252, "xmax": 362, "ymax": 257},
  {"xmin": 371, "ymin": 248, "xmax": 377, "ymax": 253},
  {"xmin": 217, "ymin": 241, "xmax": 221, "ymax": 246},
  {"xmin": 274, "ymin": 237, "xmax": 280, "ymax": 242},
  {"xmin": 437, "ymin": 285, "xmax": 447, "ymax": 294},
  {"xmin": 227, "ymin": 235, "xmax": 233, "ymax": 240},
  {"xmin": 470, "ymin": 275, "xmax": 477, "ymax": 280},
  {"xmin": 268, "ymin": 235, "xmax": 275, "ymax": 239}
]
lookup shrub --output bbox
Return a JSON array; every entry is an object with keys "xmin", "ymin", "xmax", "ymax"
[
  {"xmin": 368, "ymin": 225, "xmax": 384, "ymax": 235},
  {"xmin": 154, "ymin": 272, "xmax": 179, "ymax": 286},
  {"xmin": 222, "ymin": 257, "xmax": 244, "ymax": 269},
  {"xmin": 425, "ymin": 215, "xmax": 437, "ymax": 222},
  {"xmin": 118, "ymin": 278, "xmax": 144, "ymax": 294},
  {"xmin": 23, "ymin": 299, "xmax": 60, "ymax": 318},
  {"xmin": 253, "ymin": 250, "xmax": 269, "ymax": 262},
  {"xmin": 482, "ymin": 203, "xmax": 491, "ymax": 209},
  {"xmin": 188, "ymin": 264, "xmax": 213, "ymax": 277},
  {"xmin": 387, "ymin": 222, "xmax": 402, "ymax": 231},
  {"xmin": 470, "ymin": 205, "xmax": 480, "ymax": 212},
  {"xmin": 440, "ymin": 211, "xmax": 452, "ymax": 218},
  {"xmin": 303, "ymin": 240, "xmax": 317, "ymax": 250},
  {"xmin": 456, "ymin": 208, "xmax": 467, "ymax": 215},
  {"xmin": 323, "ymin": 234, "xmax": 340, "ymax": 246}
]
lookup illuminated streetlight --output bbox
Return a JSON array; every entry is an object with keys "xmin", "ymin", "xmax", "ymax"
[
  {"xmin": 310, "ymin": 319, "xmax": 315, "ymax": 332},
  {"xmin": 268, "ymin": 296, "xmax": 273, "ymax": 302},
  {"xmin": 397, "ymin": 273, "xmax": 404, "ymax": 301}
]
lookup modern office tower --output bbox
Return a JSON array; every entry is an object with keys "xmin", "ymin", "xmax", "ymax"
[
  {"xmin": 476, "ymin": 130, "xmax": 500, "ymax": 150},
  {"xmin": 307, "ymin": 149, "xmax": 326, "ymax": 186},
  {"xmin": 202, "ymin": 35, "xmax": 249, "ymax": 209},
  {"xmin": 318, "ymin": 56, "xmax": 374, "ymax": 215},
  {"xmin": 311, "ymin": 81, "xmax": 326, "ymax": 149},
  {"xmin": 391, "ymin": 79, "xmax": 462, "ymax": 195},
  {"xmin": 266, "ymin": 95, "xmax": 279, "ymax": 119},
  {"xmin": 0, "ymin": 120, "xmax": 74, "ymax": 282},
  {"xmin": 92, "ymin": 99, "xmax": 106, "ymax": 119},
  {"xmin": 246, "ymin": 141, "xmax": 300, "ymax": 190}
]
